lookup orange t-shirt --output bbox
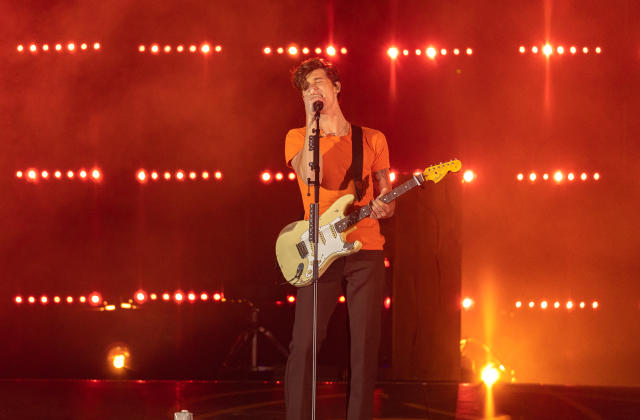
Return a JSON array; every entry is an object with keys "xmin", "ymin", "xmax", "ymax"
[{"xmin": 285, "ymin": 125, "xmax": 390, "ymax": 250}]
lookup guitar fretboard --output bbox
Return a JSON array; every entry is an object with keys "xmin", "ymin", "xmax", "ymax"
[{"xmin": 334, "ymin": 174, "xmax": 424, "ymax": 233}]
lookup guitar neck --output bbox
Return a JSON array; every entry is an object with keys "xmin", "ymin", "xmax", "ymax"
[{"xmin": 334, "ymin": 174, "xmax": 424, "ymax": 233}]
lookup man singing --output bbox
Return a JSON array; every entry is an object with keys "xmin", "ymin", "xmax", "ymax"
[{"xmin": 284, "ymin": 57, "xmax": 395, "ymax": 420}]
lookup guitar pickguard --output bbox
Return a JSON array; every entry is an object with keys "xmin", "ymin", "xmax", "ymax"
[{"xmin": 299, "ymin": 217, "xmax": 353, "ymax": 279}]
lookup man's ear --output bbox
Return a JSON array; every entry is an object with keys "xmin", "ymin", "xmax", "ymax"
[{"xmin": 334, "ymin": 81, "xmax": 341, "ymax": 93}]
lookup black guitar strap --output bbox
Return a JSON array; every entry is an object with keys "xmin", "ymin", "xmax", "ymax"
[{"xmin": 351, "ymin": 124, "xmax": 364, "ymax": 202}]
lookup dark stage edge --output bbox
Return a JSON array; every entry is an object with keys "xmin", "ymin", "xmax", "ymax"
[{"xmin": 1, "ymin": 379, "xmax": 639, "ymax": 419}]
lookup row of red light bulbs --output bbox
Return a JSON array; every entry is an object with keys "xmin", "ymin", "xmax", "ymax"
[
  {"xmin": 138, "ymin": 43, "xmax": 221, "ymax": 54},
  {"xmin": 16, "ymin": 168, "xmax": 102, "ymax": 181},
  {"xmin": 15, "ymin": 292, "xmax": 103, "ymax": 305},
  {"xmin": 278, "ymin": 295, "xmax": 392, "ymax": 310},
  {"xmin": 17, "ymin": 42, "xmax": 101, "ymax": 53},
  {"xmin": 519, "ymin": 45, "xmax": 602, "ymax": 55},
  {"xmin": 136, "ymin": 169, "xmax": 223, "ymax": 182},
  {"xmin": 133, "ymin": 290, "xmax": 224, "ymax": 303},
  {"xmin": 388, "ymin": 46, "xmax": 473, "ymax": 59},
  {"xmin": 515, "ymin": 300, "xmax": 599, "ymax": 310},
  {"xmin": 517, "ymin": 171, "xmax": 600, "ymax": 182},
  {"xmin": 263, "ymin": 46, "xmax": 347, "ymax": 56}
]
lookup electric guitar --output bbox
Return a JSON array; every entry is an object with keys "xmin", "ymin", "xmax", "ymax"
[{"xmin": 275, "ymin": 159, "xmax": 462, "ymax": 287}]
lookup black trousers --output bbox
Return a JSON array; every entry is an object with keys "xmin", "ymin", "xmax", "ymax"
[{"xmin": 284, "ymin": 250, "xmax": 385, "ymax": 420}]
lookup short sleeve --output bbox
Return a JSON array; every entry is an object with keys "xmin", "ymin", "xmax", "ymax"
[
  {"xmin": 370, "ymin": 130, "xmax": 390, "ymax": 172},
  {"xmin": 284, "ymin": 128, "xmax": 305, "ymax": 168}
]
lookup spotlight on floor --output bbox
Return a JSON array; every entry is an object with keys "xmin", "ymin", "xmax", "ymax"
[
  {"xmin": 108, "ymin": 346, "xmax": 130, "ymax": 371},
  {"xmin": 481, "ymin": 363, "xmax": 500, "ymax": 387}
]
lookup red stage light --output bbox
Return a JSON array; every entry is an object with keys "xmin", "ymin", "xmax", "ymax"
[
  {"xmin": 136, "ymin": 169, "xmax": 147, "ymax": 183},
  {"xmin": 177, "ymin": 45, "xmax": 184, "ymax": 52},
  {"xmin": 314, "ymin": 47, "xmax": 322, "ymax": 54},
  {"xmin": 287, "ymin": 295, "xmax": 296, "ymax": 303},
  {"xmin": 553, "ymin": 301, "xmax": 560, "ymax": 309},
  {"xmin": 402, "ymin": 49, "xmax": 409, "ymax": 56},
  {"xmin": 89, "ymin": 292, "xmax": 102, "ymax": 306},
  {"xmin": 42, "ymin": 44, "xmax": 49, "ymax": 51},
  {"xmin": 567, "ymin": 173, "xmax": 575, "ymax": 181},
  {"xmin": 91, "ymin": 169, "xmax": 101, "ymax": 180},
  {"xmin": 174, "ymin": 291, "xmax": 184, "ymax": 303},
  {"xmin": 162, "ymin": 293, "xmax": 170, "ymax": 301},
  {"xmin": 515, "ymin": 301, "xmax": 522, "ymax": 308},
  {"xmin": 595, "ymin": 47, "xmax": 602, "ymax": 54},
  {"xmin": 79, "ymin": 296, "xmax": 86, "ymax": 303},
  {"xmin": 277, "ymin": 47, "xmax": 284, "ymax": 54},
  {"xmin": 326, "ymin": 46, "xmax": 336, "ymax": 56},
  {"xmin": 151, "ymin": 44, "xmax": 159, "ymax": 54},
  {"xmin": 557, "ymin": 46, "xmax": 564, "ymax": 54},
  {"xmin": 213, "ymin": 292, "xmax": 222, "ymax": 301},
  {"xmin": 582, "ymin": 46, "xmax": 589, "ymax": 54},
  {"xmin": 540, "ymin": 300, "xmax": 548, "ymax": 309},
  {"xmin": 189, "ymin": 45, "xmax": 197, "ymax": 53},
  {"xmin": 79, "ymin": 170, "xmax": 87, "ymax": 179},
  {"xmin": 55, "ymin": 44, "xmax": 62, "ymax": 51},
  {"xmin": 288, "ymin": 172, "xmax": 296, "ymax": 181},
  {"xmin": 263, "ymin": 47, "xmax": 271, "ymax": 54},
  {"xmin": 15, "ymin": 296, "xmax": 23, "ymax": 304},
  {"xmin": 187, "ymin": 292, "xmax": 196, "ymax": 302},
  {"xmin": 81, "ymin": 43, "xmax": 88, "ymax": 50},
  {"xmin": 566, "ymin": 300, "xmax": 574, "ymax": 310},
  {"xmin": 593, "ymin": 172, "xmax": 600, "ymax": 180},
  {"xmin": 384, "ymin": 257, "xmax": 390, "ymax": 268},
  {"xmin": 202, "ymin": 171, "xmax": 209, "ymax": 180},
  {"xmin": 531, "ymin": 46, "xmax": 538, "ymax": 54},
  {"xmin": 440, "ymin": 48, "xmax": 447, "ymax": 55},
  {"xmin": 67, "ymin": 43, "xmax": 75, "ymax": 52},
  {"xmin": 415, "ymin": 49, "xmax": 422, "ymax": 55},
  {"xmin": 579, "ymin": 301, "xmax": 586, "ymax": 309},
  {"xmin": 389, "ymin": 171, "xmax": 397, "ymax": 183},
  {"xmin": 462, "ymin": 297, "xmax": 474, "ymax": 310},
  {"xmin": 28, "ymin": 296, "xmax": 35, "ymax": 304},
  {"xmin": 340, "ymin": 47, "xmax": 347, "ymax": 54},
  {"xmin": 67, "ymin": 170, "xmax": 74, "ymax": 179},
  {"xmin": 387, "ymin": 47, "xmax": 399, "ymax": 59},
  {"xmin": 16, "ymin": 171, "xmax": 23, "ymax": 178},
  {"xmin": 164, "ymin": 45, "xmax": 171, "ymax": 53},
  {"xmin": 27, "ymin": 169, "xmax": 37, "ymax": 180},
  {"xmin": 189, "ymin": 171, "xmax": 197, "ymax": 180},
  {"xmin": 17, "ymin": 45, "xmax": 24, "ymax": 52},
  {"xmin": 553, "ymin": 171, "xmax": 563, "ymax": 182},
  {"xmin": 138, "ymin": 45, "xmax": 146, "ymax": 52},
  {"xmin": 426, "ymin": 47, "xmax": 437, "ymax": 59},
  {"xmin": 53, "ymin": 296, "xmax": 61, "ymax": 303},
  {"xmin": 338, "ymin": 296, "xmax": 346, "ymax": 303},
  {"xmin": 302, "ymin": 47, "xmax": 310, "ymax": 54},
  {"xmin": 150, "ymin": 171, "xmax": 158, "ymax": 180},
  {"xmin": 275, "ymin": 172, "xmax": 284, "ymax": 181},
  {"xmin": 466, "ymin": 48, "xmax": 473, "ymax": 55},
  {"xmin": 260, "ymin": 171, "xmax": 272, "ymax": 183},
  {"xmin": 164, "ymin": 171, "xmax": 171, "ymax": 180},
  {"xmin": 463, "ymin": 170, "xmax": 475, "ymax": 183},
  {"xmin": 201, "ymin": 43, "xmax": 211, "ymax": 54},
  {"xmin": 542, "ymin": 173, "xmax": 549, "ymax": 180},
  {"xmin": 519, "ymin": 46, "xmax": 525, "ymax": 53},
  {"xmin": 570, "ymin": 46, "xmax": 577, "ymax": 54},
  {"xmin": 200, "ymin": 293, "xmax": 208, "ymax": 301},
  {"xmin": 581, "ymin": 172, "xmax": 587, "ymax": 181},
  {"xmin": 215, "ymin": 45, "xmax": 222, "ymax": 52},
  {"xmin": 543, "ymin": 44, "xmax": 552, "ymax": 56},
  {"xmin": 150, "ymin": 293, "xmax": 157, "ymax": 300},
  {"xmin": 592, "ymin": 301, "xmax": 599, "ymax": 309},
  {"xmin": 134, "ymin": 290, "xmax": 147, "ymax": 304},
  {"xmin": 288, "ymin": 46, "xmax": 298, "ymax": 55},
  {"xmin": 29, "ymin": 44, "xmax": 37, "ymax": 52},
  {"xmin": 93, "ymin": 42, "xmax": 100, "ymax": 50},
  {"xmin": 529, "ymin": 172, "xmax": 536, "ymax": 182},
  {"xmin": 214, "ymin": 170, "xmax": 223, "ymax": 180},
  {"xmin": 41, "ymin": 170, "xmax": 49, "ymax": 179},
  {"xmin": 66, "ymin": 296, "xmax": 73, "ymax": 303},
  {"xmin": 176, "ymin": 170, "xmax": 185, "ymax": 180},
  {"xmin": 384, "ymin": 297, "xmax": 391, "ymax": 310},
  {"xmin": 41, "ymin": 295, "xmax": 48, "ymax": 304}
]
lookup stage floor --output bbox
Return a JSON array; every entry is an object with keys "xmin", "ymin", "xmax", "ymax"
[{"xmin": 1, "ymin": 379, "xmax": 639, "ymax": 419}]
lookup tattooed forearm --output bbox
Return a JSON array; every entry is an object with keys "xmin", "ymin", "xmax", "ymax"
[{"xmin": 374, "ymin": 168, "xmax": 389, "ymax": 182}]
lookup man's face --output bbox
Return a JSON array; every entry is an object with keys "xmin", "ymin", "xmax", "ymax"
[{"xmin": 302, "ymin": 68, "xmax": 340, "ymax": 108}]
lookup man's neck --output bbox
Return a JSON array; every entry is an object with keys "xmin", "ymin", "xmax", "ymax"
[{"xmin": 318, "ymin": 109, "xmax": 349, "ymax": 137}]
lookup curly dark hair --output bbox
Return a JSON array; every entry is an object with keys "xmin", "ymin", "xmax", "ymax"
[{"xmin": 291, "ymin": 57, "xmax": 341, "ymax": 97}]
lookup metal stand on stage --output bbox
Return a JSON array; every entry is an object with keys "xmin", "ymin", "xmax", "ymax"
[{"xmin": 222, "ymin": 303, "xmax": 289, "ymax": 371}]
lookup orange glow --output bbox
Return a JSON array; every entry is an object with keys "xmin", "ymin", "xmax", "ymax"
[
  {"xmin": 389, "ymin": 171, "xmax": 397, "ymax": 183},
  {"xmin": 387, "ymin": 47, "xmax": 399, "ymax": 59},
  {"xmin": 288, "ymin": 46, "xmax": 298, "ymax": 55},
  {"xmin": 149, "ymin": 293, "xmax": 157, "ymax": 300},
  {"xmin": 150, "ymin": 171, "xmax": 158, "ymax": 180},
  {"xmin": 66, "ymin": 296, "xmax": 73, "ymax": 303},
  {"xmin": 27, "ymin": 169, "xmax": 37, "ymax": 180},
  {"xmin": 213, "ymin": 293, "xmax": 222, "ymax": 301},
  {"xmin": 79, "ymin": 296, "xmax": 86, "ymax": 303},
  {"xmin": 566, "ymin": 301, "xmax": 574, "ymax": 310},
  {"xmin": 528, "ymin": 301, "xmax": 535, "ymax": 308},
  {"xmin": 67, "ymin": 170, "xmax": 74, "ymax": 179},
  {"xmin": 134, "ymin": 290, "xmax": 147, "ymax": 303},
  {"xmin": 595, "ymin": 47, "xmax": 602, "ymax": 54},
  {"xmin": 515, "ymin": 301, "xmax": 522, "ymax": 308},
  {"xmin": 151, "ymin": 44, "xmax": 159, "ymax": 54},
  {"xmin": 15, "ymin": 296, "xmax": 23, "ymax": 304},
  {"xmin": 340, "ymin": 47, "xmax": 347, "ymax": 54},
  {"xmin": 29, "ymin": 44, "xmax": 37, "ymax": 52},
  {"xmin": 583, "ymin": 47, "xmax": 589, "ymax": 54},
  {"xmin": 200, "ymin": 293, "xmax": 208, "ymax": 301},
  {"xmin": 81, "ymin": 43, "xmax": 88, "ymax": 50},
  {"xmin": 326, "ymin": 46, "xmax": 336, "ymax": 56},
  {"xmin": 462, "ymin": 297, "xmax": 474, "ymax": 310},
  {"xmin": 516, "ymin": 173, "xmax": 524, "ymax": 181},
  {"xmin": 201, "ymin": 43, "xmax": 211, "ymax": 54},
  {"xmin": 189, "ymin": 45, "xmax": 197, "ymax": 53},
  {"xmin": 162, "ymin": 293, "xmax": 170, "ymax": 301},
  {"xmin": 89, "ymin": 292, "xmax": 102, "ymax": 306},
  {"xmin": 176, "ymin": 170, "xmax": 185, "ymax": 180},
  {"xmin": 164, "ymin": 172, "xmax": 171, "ymax": 180},
  {"xmin": 384, "ymin": 297, "xmax": 391, "ymax": 309},
  {"xmin": 202, "ymin": 171, "xmax": 209, "ymax": 180},
  {"xmin": 481, "ymin": 364, "xmax": 499, "ymax": 387},
  {"xmin": 55, "ymin": 44, "xmax": 62, "ymax": 51},
  {"xmin": 136, "ymin": 169, "xmax": 147, "ymax": 183},
  {"xmin": 338, "ymin": 295, "xmax": 346, "ymax": 303},
  {"xmin": 215, "ymin": 45, "xmax": 222, "ymax": 52},
  {"xmin": 187, "ymin": 292, "xmax": 196, "ymax": 302},
  {"xmin": 275, "ymin": 172, "xmax": 284, "ymax": 181},
  {"xmin": 553, "ymin": 171, "xmax": 563, "ymax": 182},
  {"xmin": 302, "ymin": 47, "xmax": 310, "ymax": 54},
  {"xmin": 542, "ymin": 44, "xmax": 552, "ymax": 56},
  {"xmin": 277, "ymin": 47, "xmax": 284, "ymax": 54},
  {"xmin": 288, "ymin": 172, "xmax": 296, "ymax": 181},
  {"xmin": 581, "ymin": 172, "xmax": 587, "ymax": 181},
  {"xmin": 314, "ymin": 47, "xmax": 322, "ymax": 54},
  {"xmin": 415, "ymin": 49, "xmax": 422, "ymax": 55},
  {"xmin": 518, "ymin": 46, "xmax": 525, "ymax": 53},
  {"xmin": 287, "ymin": 295, "xmax": 296, "ymax": 303},
  {"xmin": 79, "ymin": 170, "xmax": 87, "ymax": 179},
  {"xmin": 592, "ymin": 301, "xmax": 599, "ymax": 309},
  {"xmin": 91, "ymin": 169, "xmax": 101, "ymax": 180},
  {"xmin": 260, "ymin": 171, "xmax": 272, "ymax": 183},
  {"xmin": 567, "ymin": 173, "xmax": 575, "ymax": 181},
  {"xmin": 554, "ymin": 301, "xmax": 560, "ymax": 309},
  {"xmin": 174, "ymin": 291, "xmax": 184, "ymax": 303},
  {"xmin": 466, "ymin": 48, "xmax": 473, "ymax": 55},
  {"xmin": 402, "ymin": 49, "xmax": 409, "ymax": 56},
  {"xmin": 93, "ymin": 42, "xmax": 100, "ymax": 50},
  {"xmin": 53, "ymin": 296, "xmax": 60, "ymax": 303},
  {"xmin": 28, "ymin": 296, "xmax": 35, "ymax": 304},
  {"xmin": 177, "ymin": 45, "xmax": 184, "ymax": 52},
  {"xmin": 68, "ymin": 43, "xmax": 75, "ymax": 51},
  {"xmin": 263, "ymin": 47, "xmax": 271, "ymax": 54},
  {"xmin": 41, "ymin": 296, "xmax": 48, "ymax": 304},
  {"xmin": 593, "ymin": 172, "xmax": 600, "ymax": 180},
  {"xmin": 529, "ymin": 172, "xmax": 536, "ymax": 182},
  {"xmin": 540, "ymin": 300, "xmax": 548, "ymax": 309},
  {"xmin": 557, "ymin": 46, "xmax": 564, "ymax": 54},
  {"xmin": 16, "ymin": 170, "xmax": 23, "ymax": 178},
  {"xmin": 384, "ymin": 257, "xmax": 390, "ymax": 268},
  {"xmin": 440, "ymin": 48, "xmax": 447, "ymax": 55},
  {"xmin": 579, "ymin": 301, "xmax": 586, "ymax": 309},
  {"xmin": 189, "ymin": 171, "xmax": 197, "ymax": 180},
  {"xmin": 426, "ymin": 47, "xmax": 437, "ymax": 59},
  {"xmin": 214, "ymin": 170, "xmax": 223, "ymax": 180},
  {"xmin": 531, "ymin": 46, "xmax": 538, "ymax": 54},
  {"xmin": 164, "ymin": 45, "xmax": 171, "ymax": 53},
  {"xmin": 138, "ymin": 45, "xmax": 145, "ymax": 52},
  {"xmin": 463, "ymin": 170, "xmax": 475, "ymax": 183},
  {"xmin": 41, "ymin": 170, "xmax": 49, "ymax": 179},
  {"xmin": 17, "ymin": 45, "xmax": 24, "ymax": 52},
  {"xmin": 42, "ymin": 44, "xmax": 49, "ymax": 51},
  {"xmin": 570, "ymin": 46, "xmax": 577, "ymax": 54}
]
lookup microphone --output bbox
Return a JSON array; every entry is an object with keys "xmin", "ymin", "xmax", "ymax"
[{"xmin": 313, "ymin": 101, "xmax": 323, "ymax": 113}]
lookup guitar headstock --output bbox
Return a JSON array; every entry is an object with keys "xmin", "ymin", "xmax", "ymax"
[{"xmin": 422, "ymin": 159, "xmax": 462, "ymax": 183}]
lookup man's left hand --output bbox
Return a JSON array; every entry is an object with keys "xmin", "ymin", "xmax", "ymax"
[{"xmin": 370, "ymin": 187, "xmax": 395, "ymax": 220}]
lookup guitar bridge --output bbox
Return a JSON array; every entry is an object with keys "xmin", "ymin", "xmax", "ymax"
[{"xmin": 296, "ymin": 241, "xmax": 309, "ymax": 258}]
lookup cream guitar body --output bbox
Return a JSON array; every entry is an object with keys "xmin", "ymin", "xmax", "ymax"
[{"xmin": 275, "ymin": 159, "xmax": 462, "ymax": 287}]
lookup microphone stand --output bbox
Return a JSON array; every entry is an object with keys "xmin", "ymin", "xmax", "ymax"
[{"xmin": 308, "ymin": 102, "xmax": 322, "ymax": 420}]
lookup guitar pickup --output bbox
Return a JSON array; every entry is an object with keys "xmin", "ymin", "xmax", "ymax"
[{"xmin": 296, "ymin": 241, "xmax": 309, "ymax": 258}]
